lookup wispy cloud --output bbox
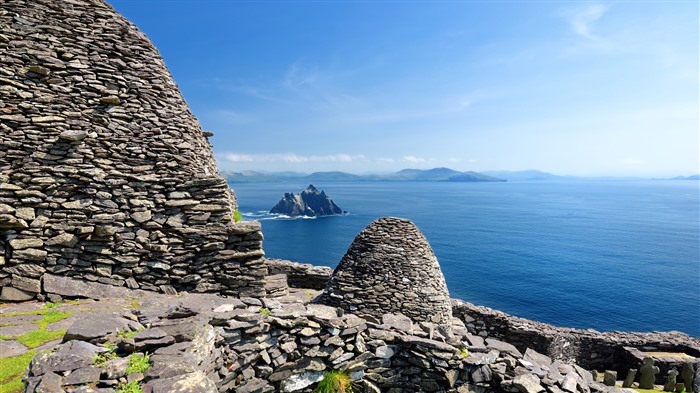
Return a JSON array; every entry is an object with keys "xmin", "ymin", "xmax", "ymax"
[
  {"xmin": 403, "ymin": 155, "xmax": 426, "ymax": 163},
  {"xmin": 565, "ymin": 3, "xmax": 609, "ymax": 40},
  {"xmin": 207, "ymin": 109, "xmax": 256, "ymax": 125},
  {"xmin": 218, "ymin": 152, "xmax": 367, "ymax": 164}
]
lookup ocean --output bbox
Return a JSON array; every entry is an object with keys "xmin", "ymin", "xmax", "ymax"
[{"xmin": 231, "ymin": 180, "xmax": 700, "ymax": 337}]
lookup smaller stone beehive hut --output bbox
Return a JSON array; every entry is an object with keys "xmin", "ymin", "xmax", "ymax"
[{"xmin": 319, "ymin": 217, "xmax": 452, "ymax": 325}]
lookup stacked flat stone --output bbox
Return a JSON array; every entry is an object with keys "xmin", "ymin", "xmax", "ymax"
[
  {"xmin": 319, "ymin": 217, "xmax": 452, "ymax": 325},
  {"xmin": 0, "ymin": 0, "xmax": 266, "ymax": 299},
  {"xmin": 24, "ymin": 291, "xmax": 608, "ymax": 393}
]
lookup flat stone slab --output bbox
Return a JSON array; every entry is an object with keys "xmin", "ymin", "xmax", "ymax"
[
  {"xmin": 0, "ymin": 314, "xmax": 43, "ymax": 325},
  {"xmin": 0, "ymin": 339, "xmax": 29, "ymax": 358},
  {"xmin": 43, "ymin": 274, "xmax": 137, "ymax": 299},
  {"xmin": 0, "ymin": 302, "xmax": 44, "ymax": 314},
  {"xmin": 63, "ymin": 315, "xmax": 132, "ymax": 343},
  {"xmin": 0, "ymin": 323, "xmax": 37, "ymax": 337}
]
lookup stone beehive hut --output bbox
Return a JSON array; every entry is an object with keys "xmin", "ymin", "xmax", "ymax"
[
  {"xmin": 0, "ymin": 0, "xmax": 267, "ymax": 300},
  {"xmin": 319, "ymin": 217, "xmax": 452, "ymax": 325}
]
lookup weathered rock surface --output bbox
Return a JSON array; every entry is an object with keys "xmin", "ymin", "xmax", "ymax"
[
  {"xmin": 319, "ymin": 217, "xmax": 453, "ymax": 325},
  {"xmin": 270, "ymin": 184, "xmax": 344, "ymax": 217}
]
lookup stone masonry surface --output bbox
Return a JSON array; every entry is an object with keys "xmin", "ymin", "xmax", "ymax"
[
  {"xmin": 319, "ymin": 217, "xmax": 453, "ymax": 326},
  {"xmin": 20, "ymin": 288, "xmax": 645, "ymax": 393},
  {"xmin": 0, "ymin": 0, "xmax": 267, "ymax": 299}
]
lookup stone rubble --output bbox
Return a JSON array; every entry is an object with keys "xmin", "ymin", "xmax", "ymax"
[{"xmin": 24, "ymin": 290, "xmax": 634, "ymax": 393}]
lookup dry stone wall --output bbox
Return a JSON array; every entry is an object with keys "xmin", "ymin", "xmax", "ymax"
[
  {"xmin": 318, "ymin": 217, "xmax": 453, "ymax": 325},
  {"xmin": 452, "ymin": 299, "xmax": 700, "ymax": 382},
  {"xmin": 0, "ymin": 0, "xmax": 266, "ymax": 299}
]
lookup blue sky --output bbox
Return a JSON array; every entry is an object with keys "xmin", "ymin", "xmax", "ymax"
[{"xmin": 107, "ymin": 1, "xmax": 698, "ymax": 177}]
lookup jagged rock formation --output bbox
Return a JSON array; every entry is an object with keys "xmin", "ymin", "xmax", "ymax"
[
  {"xmin": 0, "ymin": 0, "xmax": 266, "ymax": 299},
  {"xmin": 318, "ymin": 217, "xmax": 453, "ymax": 325},
  {"xmin": 270, "ymin": 184, "xmax": 343, "ymax": 217}
]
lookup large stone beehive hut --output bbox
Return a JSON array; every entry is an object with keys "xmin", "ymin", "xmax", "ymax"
[
  {"xmin": 0, "ymin": 0, "xmax": 267, "ymax": 300},
  {"xmin": 319, "ymin": 217, "xmax": 452, "ymax": 325}
]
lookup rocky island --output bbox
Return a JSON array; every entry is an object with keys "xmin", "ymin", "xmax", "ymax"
[{"xmin": 270, "ymin": 184, "xmax": 345, "ymax": 217}]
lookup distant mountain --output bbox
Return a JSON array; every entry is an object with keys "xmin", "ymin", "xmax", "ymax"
[
  {"xmin": 304, "ymin": 171, "xmax": 364, "ymax": 182},
  {"xmin": 667, "ymin": 174, "xmax": 700, "ymax": 181},
  {"xmin": 224, "ymin": 167, "xmax": 504, "ymax": 183},
  {"xmin": 481, "ymin": 170, "xmax": 564, "ymax": 181},
  {"xmin": 221, "ymin": 171, "xmax": 305, "ymax": 182}
]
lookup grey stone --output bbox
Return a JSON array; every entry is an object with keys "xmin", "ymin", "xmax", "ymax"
[
  {"xmin": 639, "ymin": 357, "xmax": 660, "ymax": 389},
  {"xmin": 604, "ymin": 370, "xmax": 618, "ymax": 386},
  {"xmin": 58, "ymin": 130, "xmax": 89, "ymax": 141},
  {"xmin": 30, "ymin": 340, "xmax": 102, "ymax": 376},
  {"xmin": 0, "ymin": 339, "xmax": 29, "ymax": 358},
  {"xmin": 11, "ymin": 275, "xmax": 41, "ymax": 293},
  {"xmin": 63, "ymin": 366, "xmax": 102, "ymax": 386},
  {"xmin": 681, "ymin": 364, "xmax": 694, "ymax": 393},
  {"xmin": 280, "ymin": 371, "xmax": 325, "ymax": 392},
  {"xmin": 63, "ymin": 315, "xmax": 132, "ymax": 343},
  {"xmin": 512, "ymin": 373, "xmax": 545, "ymax": 393},
  {"xmin": 622, "ymin": 369, "xmax": 637, "ymax": 388},
  {"xmin": 43, "ymin": 274, "xmax": 133, "ymax": 299},
  {"xmin": 143, "ymin": 371, "xmax": 217, "ymax": 393},
  {"xmin": 1, "ymin": 286, "xmax": 35, "ymax": 301},
  {"xmin": 486, "ymin": 338, "xmax": 523, "ymax": 358},
  {"xmin": 665, "ymin": 368, "xmax": 679, "ymax": 392}
]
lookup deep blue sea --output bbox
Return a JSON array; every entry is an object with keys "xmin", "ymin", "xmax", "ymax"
[{"xmin": 231, "ymin": 180, "xmax": 700, "ymax": 337}]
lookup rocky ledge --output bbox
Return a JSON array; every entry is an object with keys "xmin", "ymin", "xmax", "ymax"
[{"xmin": 270, "ymin": 185, "xmax": 344, "ymax": 217}]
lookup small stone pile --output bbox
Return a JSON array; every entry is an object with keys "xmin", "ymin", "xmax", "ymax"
[
  {"xmin": 318, "ymin": 217, "xmax": 453, "ymax": 325},
  {"xmin": 0, "ymin": 0, "xmax": 266, "ymax": 300}
]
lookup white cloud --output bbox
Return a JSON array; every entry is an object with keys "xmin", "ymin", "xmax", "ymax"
[
  {"xmin": 218, "ymin": 152, "xmax": 367, "ymax": 164},
  {"xmin": 564, "ymin": 3, "xmax": 609, "ymax": 40},
  {"xmin": 403, "ymin": 155, "xmax": 426, "ymax": 163}
]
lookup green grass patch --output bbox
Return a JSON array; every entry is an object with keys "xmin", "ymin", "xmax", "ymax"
[
  {"xmin": 459, "ymin": 347, "xmax": 469, "ymax": 358},
  {"xmin": 259, "ymin": 307, "xmax": 271, "ymax": 316},
  {"xmin": 0, "ymin": 350, "xmax": 36, "ymax": 393},
  {"xmin": 234, "ymin": 210, "xmax": 242, "ymax": 222},
  {"xmin": 39, "ymin": 310, "xmax": 71, "ymax": 328},
  {"xmin": 16, "ymin": 329, "xmax": 66, "ymax": 349},
  {"xmin": 314, "ymin": 370, "xmax": 354, "ymax": 393},
  {"xmin": 117, "ymin": 328, "xmax": 143, "ymax": 339},
  {"xmin": 126, "ymin": 353, "xmax": 150, "ymax": 375},
  {"xmin": 115, "ymin": 380, "xmax": 143, "ymax": 393},
  {"xmin": 633, "ymin": 389, "xmax": 663, "ymax": 393},
  {"xmin": 128, "ymin": 297, "xmax": 140, "ymax": 310}
]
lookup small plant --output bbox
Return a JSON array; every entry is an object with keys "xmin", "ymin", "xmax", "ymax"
[
  {"xmin": 44, "ymin": 301, "xmax": 58, "ymax": 309},
  {"xmin": 459, "ymin": 347, "xmax": 469, "ymax": 358},
  {"xmin": 93, "ymin": 345, "xmax": 118, "ymax": 366},
  {"xmin": 259, "ymin": 307, "xmax": 271, "ymax": 316},
  {"xmin": 126, "ymin": 353, "xmax": 150, "ymax": 375},
  {"xmin": 117, "ymin": 328, "xmax": 144, "ymax": 339},
  {"xmin": 115, "ymin": 380, "xmax": 143, "ymax": 393},
  {"xmin": 314, "ymin": 370, "xmax": 354, "ymax": 393},
  {"xmin": 234, "ymin": 209, "xmax": 242, "ymax": 222},
  {"xmin": 306, "ymin": 291, "xmax": 314, "ymax": 301}
]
